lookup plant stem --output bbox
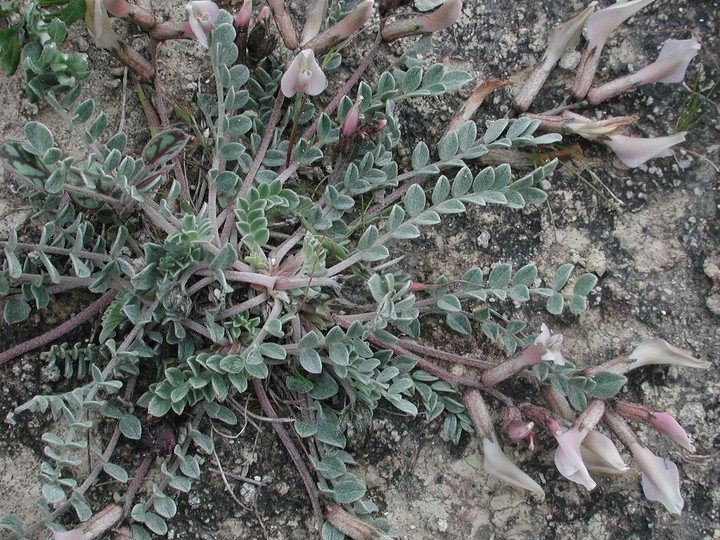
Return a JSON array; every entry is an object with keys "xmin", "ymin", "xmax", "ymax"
[
  {"xmin": 252, "ymin": 378, "xmax": 323, "ymax": 528},
  {"xmin": 0, "ymin": 290, "xmax": 117, "ymax": 366}
]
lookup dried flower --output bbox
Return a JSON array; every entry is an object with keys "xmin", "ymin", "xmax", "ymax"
[
  {"xmin": 587, "ymin": 39, "xmax": 701, "ymax": 104},
  {"xmin": 185, "ymin": 1, "xmax": 220, "ymax": 48},
  {"xmin": 535, "ymin": 323, "xmax": 565, "ymax": 365},
  {"xmin": 580, "ymin": 430, "xmax": 629, "ymax": 475},
  {"xmin": 630, "ymin": 443, "xmax": 684, "ymax": 514},
  {"xmin": 625, "ymin": 337, "xmax": 710, "ymax": 371},
  {"xmin": 572, "ymin": 0, "xmax": 657, "ymax": 99},
  {"xmin": 85, "ymin": 0, "xmax": 121, "ymax": 50},
  {"xmin": 482, "ymin": 435, "xmax": 546, "ymax": 499},
  {"xmin": 280, "ymin": 49, "xmax": 328, "ymax": 98},
  {"xmin": 514, "ymin": 2, "xmax": 596, "ymax": 111},
  {"xmin": 604, "ymin": 132, "xmax": 686, "ymax": 168}
]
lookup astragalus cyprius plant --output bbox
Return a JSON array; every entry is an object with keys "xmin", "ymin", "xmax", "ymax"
[{"xmin": 0, "ymin": 1, "xmax": 710, "ymax": 539}]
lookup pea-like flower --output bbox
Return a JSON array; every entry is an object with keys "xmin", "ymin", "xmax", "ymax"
[
  {"xmin": 604, "ymin": 132, "xmax": 687, "ymax": 169},
  {"xmin": 482, "ymin": 435, "xmax": 546, "ymax": 499},
  {"xmin": 630, "ymin": 443, "xmax": 684, "ymax": 514},
  {"xmin": 281, "ymin": 49, "xmax": 328, "ymax": 98},
  {"xmin": 572, "ymin": 0, "xmax": 657, "ymax": 99},
  {"xmin": 535, "ymin": 323, "xmax": 565, "ymax": 365},
  {"xmin": 625, "ymin": 337, "xmax": 710, "ymax": 371},
  {"xmin": 185, "ymin": 1, "xmax": 220, "ymax": 49},
  {"xmin": 85, "ymin": 0, "xmax": 121, "ymax": 50},
  {"xmin": 580, "ymin": 430, "xmax": 629, "ymax": 475},
  {"xmin": 552, "ymin": 425, "xmax": 597, "ymax": 491},
  {"xmin": 587, "ymin": 39, "xmax": 701, "ymax": 104}
]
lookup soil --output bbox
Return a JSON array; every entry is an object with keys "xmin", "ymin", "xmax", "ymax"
[{"xmin": 1, "ymin": 1, "xmax": 718, "ymax": 539}]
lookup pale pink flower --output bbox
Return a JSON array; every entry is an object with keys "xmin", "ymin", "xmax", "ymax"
[
  {"xmin": 281, "ymin": 50, "xmax": 327, "ymax": 98},
  {"xmin": 535, "ymin": 323, "xmax": 565, "ymax": 365},
  {"xmin": 572, "ymin": 0, "xmax": 657, "ymax": 98},
  {"xmin": 553, "ymin": 426, "xmax": 597, "ymax": 491},
  {"xmin": 630, "ymin": 443, "xmax": 684, "ymax": 514},
  {"xmin": 604, "ymin": 132, "xmax": 686, "ymax": 168},
  {"xmin": 185, "ymin": 1, "xmax": 220, "ymax": 49},
  {"xmin": 585, "ymin": 0, "xmax": 657, "ymax": 52},
  {"xmin": 588, "ymin": 39, "xmax": 701, "ymax": 104},
  {"xmin": 580, "ymin": 430, "xmax": 629, "ymax": 475},
  {"xmin": 482, "ymin": 435, "xmax": 545, "ymax": 499},
  {"xmin": 649, "ymin": 412, "xmax": 695, "ymax": 452},
  {"xmin": 419, "ymin": 0, "xmax": 462, "ymax": 32}
]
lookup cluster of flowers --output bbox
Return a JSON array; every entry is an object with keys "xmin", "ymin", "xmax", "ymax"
[
  {"xmin": 513, "ymin": 0, "xmax": 701, "ymax": 168},
  {"xmin": 465, "ymin": 325, "xmax": 708, "ymax": 515}
]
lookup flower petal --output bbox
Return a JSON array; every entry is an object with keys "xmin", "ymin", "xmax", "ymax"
[
  {"xmin": 482, "ymin": 436, "xmax": 545, "ymax": 500},
  {"xmin": 604, "ymin": 133, "xmax": 686, "ymax": 168},
  {"xmin": 631, "ymin": 443, "xmax": 684, "ymax": 515}
]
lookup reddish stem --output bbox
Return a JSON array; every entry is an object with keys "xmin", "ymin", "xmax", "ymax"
[
  {"xmin": 252, "ymin": 378, "xmax": 323, "ymax": 529},
  {"xmin": 0, "ymin": 290, "xmax": 117, "ymax": 366}
]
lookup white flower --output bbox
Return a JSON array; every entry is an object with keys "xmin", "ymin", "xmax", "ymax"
[
  {"xmin": 85, "ymin": 0, "xmax": 121, "ymax": 50},
  {"xmin": 553, "ymin": 427, "xmax": 596, "ymax": 491},
  {"xmin": 535, "ymin": 323, "xmax": 565, "ymax": 365},
  {"xmin": 280, "ymin": 49, "xmax": 328, "ymax": 97},
  {"xmin": 186, "ymin": 1, "xmax": 220, "ymax": 49},
  {"xmin": 482, "ymin": 435, "xmax": 545, "ymax": 499},
  {"xmin": 580, "ymin": 430, "xmax": 630, "ymax": 475},
  {"xmin": 630, "ymin": 443, "xmax": 684, "ymax": 514},
  {"xmin": 301, "ymin": 0, "xmax": 328, "ymax": 45},
  {"xmin": 625, "ymin": 337, "xmax": 710, "ymax": 371},
  {"xmin": 604, "ymin": 132, "xmax": 686, "ymax": 168}
]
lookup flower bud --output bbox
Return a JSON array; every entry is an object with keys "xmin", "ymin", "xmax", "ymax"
[
  {"xmin": 235, "ymin": 0, "xmax": 252, "ymax": 31},
  {"xmin": 332, "ymin": 0, "xmax": 374, "ymax": 39},
  {"xmin": 341, "ymin": 95, "xmax": 364, "ymax": 137},
  {"xmin": 301, "ymin": 0, "xmax": 328, "ymax": 45},
  {"xmin": 649, "ymin": 412, "xmax": 695, "ymax": 452},
  {"xmin": 420, "ymin": 0, "xmax": 462, "ymax": 32}
]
